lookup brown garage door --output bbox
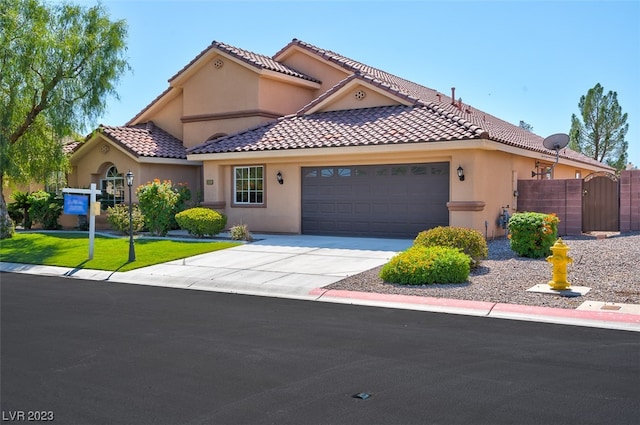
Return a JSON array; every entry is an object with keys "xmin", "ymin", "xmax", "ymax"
[{"xmin": 302, "ymin": 163, "xmax": 450, "ymax": 238}]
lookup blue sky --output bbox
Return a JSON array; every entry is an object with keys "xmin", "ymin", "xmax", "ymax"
[{"xmin": 82, "ymin": 0, "xmax": 639, "ymax": 166}]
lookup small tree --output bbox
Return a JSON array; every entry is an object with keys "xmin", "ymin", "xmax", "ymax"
[
  {"xmin": 569, "ymin": 83, "xmax": 629, "ymax": 171},
  {"xmin": 519, "ymin": 121, "xmax": 534, "ymax": 132}
]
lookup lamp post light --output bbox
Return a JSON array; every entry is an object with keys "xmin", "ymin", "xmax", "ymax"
[{"xmin": 126, "ymin": 170, "xmax": 135, "ymax": 262}]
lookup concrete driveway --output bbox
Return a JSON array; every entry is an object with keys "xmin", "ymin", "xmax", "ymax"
[{"xmin": 106, "ymin": 234, "xmax": 413, "ymax": 298}]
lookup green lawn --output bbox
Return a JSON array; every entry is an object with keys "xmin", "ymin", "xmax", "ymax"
[{"xmin": 0, "ymin": 232, "xmax": 240, "ymax": 272}]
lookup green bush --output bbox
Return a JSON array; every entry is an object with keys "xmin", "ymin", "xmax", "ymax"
[
  {"xmin": 136, "ymin": 179, "xmax": 180, "ymax": 236},
  {"xmin": 508, "ymin": 212, "xmax": 560, "ymax": 258},
  {"xmin": 175, "ymin": 207, "xmax": 227, "ymax": 238},
  {"xmin": 106, "ymin": 203, "xmax": 145, "ymax": 235},
  {"xmin": 413, "ymin": 226, "xmax": 488, "ymax": 268},
  {"xmin": 229, "ymin": 223, "xmax": 253, "ymax": 241},
  {"xmin": 380, "ymin": 245, "xmax": 470, "ymax": 285},
  {"xmin": 28, "ymin": 191, "xmax": 62, "ymax": 230},
  {"xmin": 8, "ymin": 190, "xmax": 31, "ymax": 229}
]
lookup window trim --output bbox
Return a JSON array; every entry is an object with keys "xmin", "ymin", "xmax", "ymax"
[
  {"xmin": 100, "ymin": 165, "xmax": 124, "ymax": 210},
  {"xmin": 231, "ymin": 164, "xmax": 266, "ymax": 208}
]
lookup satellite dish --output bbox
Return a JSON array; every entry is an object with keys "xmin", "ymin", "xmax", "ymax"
[
  {"xmin": 532, "ymin": 133, "xmax": 570, "ymax": 177},
  {"xmin": 542, "ymin": 133, "xmax": 569, "ymax": 151}
]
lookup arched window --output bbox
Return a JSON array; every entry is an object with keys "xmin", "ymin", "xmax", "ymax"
[{"xmin": 100, "ymin": 166, "xmax": 124, "ymax": 209}]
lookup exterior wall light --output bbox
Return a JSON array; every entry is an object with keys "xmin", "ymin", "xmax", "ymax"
[
  {"xmin": 457, "ymin": 166, "xmax": 465, "ymax": 181},
  {"xmin": 276, "ymin": 171, "xmax": 284, "ymax": 185}
]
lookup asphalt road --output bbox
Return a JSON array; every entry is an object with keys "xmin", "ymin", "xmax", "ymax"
[{"xmin": 1, "ymin": 272, "xmax": 639, "ymax": 425}]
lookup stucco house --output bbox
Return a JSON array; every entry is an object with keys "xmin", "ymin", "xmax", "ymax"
[{"xmin": 68, "ymin": 38, "xmax": 612, "ymax": 238}]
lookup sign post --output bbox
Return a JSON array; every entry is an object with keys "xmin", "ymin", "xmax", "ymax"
[{"xmin": 63, "ymin": 183, "xmax": 100, "ymax": 260}]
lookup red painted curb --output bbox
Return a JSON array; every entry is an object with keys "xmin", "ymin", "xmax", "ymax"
[
  {"xmin": 311, "ymin": 288, "xmax": 494, "ymax": 311},
  {"xmin": 309, "ymin": 288, "xmax": 640, "ymax": 326},
  {"xmin": 491, "ymin": 303, "xmax": 640, "ymax": 324}
]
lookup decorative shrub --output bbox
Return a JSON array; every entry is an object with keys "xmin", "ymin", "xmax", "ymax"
[
  {"xmin": 229, "ymin": 223, "xmax": 253, "ymax": 241},
  {"xmin": 380, "ymin": 245, "xmax": 470, "ymax": 285},
  {"xmin": 136, "ymin": 179, "xmax": 180, "ymax": 236},
  {"xmin": 413, "ymin": 226, "xmax": 488, "ymax": 268},
  {"xmin": 28, "ymin": 190, "xmax": 63, "ymax": 230},
  {"xmin": 175, "ymin": 207, "xmax": 227, "ymax": 238},
  {"xmin": 106, "ymin": 203, "xmax": 145, "ymax": 235},
  {"xmin": 8, "ymin": 190, "xmax": 31, "ymax": 229},
  {"xmin": 508, "ymin": 212, "xmax": 560, "ymax": 258}
]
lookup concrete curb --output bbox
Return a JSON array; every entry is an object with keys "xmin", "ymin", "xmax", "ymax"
[{"xmin": 309, "ymin": 288, "xmax": 640, "ymax": 332}]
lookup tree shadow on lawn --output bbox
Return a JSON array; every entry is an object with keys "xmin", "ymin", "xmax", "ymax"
[{"xmin": 1, "ymin": 234, "xmax": 62, "ymax": 265}]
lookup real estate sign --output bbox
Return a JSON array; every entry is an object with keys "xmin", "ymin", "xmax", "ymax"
[{"xmin": 63, "ymin": 194, "xmax": 89, "ymax": 215}]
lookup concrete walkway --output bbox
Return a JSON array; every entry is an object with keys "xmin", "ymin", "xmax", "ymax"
[{"xmin": 2, "ymin": 232, "xmax": 639, "ymax": 332}]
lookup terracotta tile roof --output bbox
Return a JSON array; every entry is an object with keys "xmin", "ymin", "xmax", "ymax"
[
  {"xmin": 168, "ymin": 40, "xmax": 320, "ymax": 84},
  {"xmin": 187, "ymin": 104, "xmax": 487, "ymax": 154},
  {"xmin": 62, "ymin": 141, "xmax": 82, "ymax": 155},
  {"xmin": 100, "ymin": 122, "xmax": 186, "ymax": 159},
  {"xmin": 272, "ymin": 39, "xmax": 608, "ymax": 168}
]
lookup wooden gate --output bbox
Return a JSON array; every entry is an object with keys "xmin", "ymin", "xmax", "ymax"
[{"xmin": 582, "ymin": 172, "xmax": 619, "ymax": 232}]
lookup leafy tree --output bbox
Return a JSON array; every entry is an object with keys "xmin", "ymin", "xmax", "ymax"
[
  {"xmin": 519, "ymin": 120, "xmax": 534, "ymax": 132},
  {"xmin": 569, "ymin": 83, "xmax": 629, "ymax": 171},
  {"xmin": 0, "ymin": 0, "xmax": 129, "ymax": 238}
]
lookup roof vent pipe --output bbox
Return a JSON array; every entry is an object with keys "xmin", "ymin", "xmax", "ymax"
[{"xmin": 451, "ymin": 87, "xmax": 456, "ymax": 105}]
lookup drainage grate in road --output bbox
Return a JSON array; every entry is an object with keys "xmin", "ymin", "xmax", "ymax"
[{"xmin": 352, "ymin": 392, "xmax": 372, "ymax": 400}]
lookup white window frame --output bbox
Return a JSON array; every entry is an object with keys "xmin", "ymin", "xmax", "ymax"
[
  {"xmin": 233, "ymin": 165, "xmax": 264, "ymax": 206},
  {"xmin": 100, "ymin": 166, "xmax": 124, "ymax": 209}
]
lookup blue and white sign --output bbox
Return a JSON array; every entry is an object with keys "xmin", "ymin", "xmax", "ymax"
[{"xmin": 63, "ymin": 194, "xmax": 88, "ymax": 215}]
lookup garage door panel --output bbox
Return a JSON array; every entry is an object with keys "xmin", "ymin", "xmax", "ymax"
[
  {"xmin": 302, "ymin": 163, "xmax": 449, "ymax": 238},
  {"xmin": 354, "ymin": 203, "xmax": 370, "ymax": 214},
  {"xmin": 336, "ymin": 203, "xmax": 353, "ymax": 214},
  {"xmin": 318, "ymin": 203, "xmax": 336, "ymax": 213}
]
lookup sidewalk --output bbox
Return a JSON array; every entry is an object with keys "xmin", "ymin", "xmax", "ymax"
[{"xmin": 2, "ymin": 232, "xmax": 639, "ymax": 332}]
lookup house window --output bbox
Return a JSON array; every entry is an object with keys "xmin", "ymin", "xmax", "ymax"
[
  {"xmin": 100, "ymin": 166, "xmax": 124, "ymax": 210},
  {"xmin": 234, "ymin": 166, "xmax": 264, "ymax": 205},
  {"xmin": 535, "ymin": 162, "xmax": 553, "ymax": 180}
]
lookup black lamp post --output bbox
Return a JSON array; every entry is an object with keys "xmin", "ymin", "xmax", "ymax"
[{"xmin": 126, "ymin": 170, "xmax": 135, "ymax": 262}]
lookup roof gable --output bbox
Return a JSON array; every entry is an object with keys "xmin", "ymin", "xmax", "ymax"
[
  {"xmin": 169, "ymin": 40, "xmax": 320, "ymax": 87},
  {"xmin": 299, "ymin": 73, "xmax": 423, "ymax": 115},
  {"xmin": 128, "ymin": 40, "xmax": 320, "ymax": 126}
]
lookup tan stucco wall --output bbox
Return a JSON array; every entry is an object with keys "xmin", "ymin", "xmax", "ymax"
[
  {"xmin": 145, "ymin": 92, "xmax": 184, "ymax": 141},
  {"xmin": 182, "ymin": 57, "xmax": 259, "ymax": 119},
  {"xmin": 318, "ymin": 86, "xmax": 401, "ymax": 112},
  {"xmin": 258, "ymin": 76, "xmax": 316, "ymax": 115},
  {"xmin": 278, "ymin": 49, "xmax": 350, "ymax": 95},
  {"xmin": 197, "ymin": 141, "xmax": 610, "ymax": 238},
  {"xmin": 183, "ymin": 116, "xmax": 267, "ymax": 149}
]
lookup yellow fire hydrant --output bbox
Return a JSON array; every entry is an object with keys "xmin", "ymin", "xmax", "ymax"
[{"xmin": 546, "ymin": 238, "xmax": 573, "ymax": 290}]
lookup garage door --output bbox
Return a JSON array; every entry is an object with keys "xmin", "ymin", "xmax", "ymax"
[{"xmin": 302, "ymin": 163, "xmax": 450, "ymax": 238}]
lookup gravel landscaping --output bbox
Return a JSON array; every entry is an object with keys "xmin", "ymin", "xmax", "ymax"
[{"xmin": 327, "ymin": 232, "xmax": 640, "ymax": 310}]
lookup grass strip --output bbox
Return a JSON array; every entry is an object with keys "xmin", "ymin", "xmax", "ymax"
[{"xmin": 0, "ymin": 232, "xmax": 240, "ymax": 272}]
